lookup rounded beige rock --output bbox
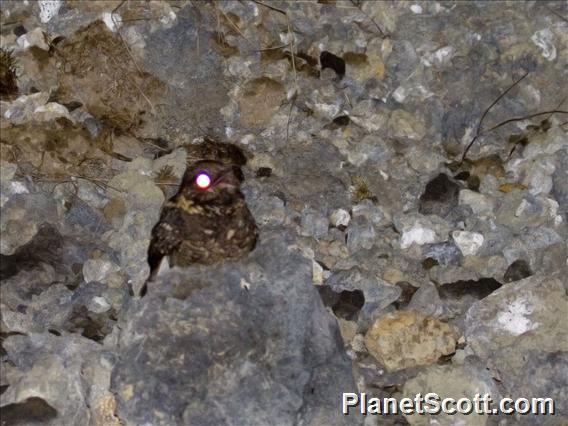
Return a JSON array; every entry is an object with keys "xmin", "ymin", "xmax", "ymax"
[{"xmin": 364, "ymin": 310, "xmax": 458, "ymax": 371}]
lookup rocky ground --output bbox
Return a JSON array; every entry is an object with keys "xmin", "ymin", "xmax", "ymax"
[{"xmin": 0, "ymin": 1, "xmax": 567, "ymax": 425}]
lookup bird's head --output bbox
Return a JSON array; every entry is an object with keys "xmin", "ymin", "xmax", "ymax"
[{"xmin": 179, "ymin": 160, "xmax": 244, "ymax": 202}]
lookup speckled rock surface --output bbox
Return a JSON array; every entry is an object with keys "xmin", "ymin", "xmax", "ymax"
[
  {"xmin": 364, "ymin": 310, "xmax": 459, "ymax": 371},
  {"xmin": 112, "ymin": 231, "xmax": 358, "ymax": 426},
  {"xmin": 1, "ymin": 1, "xmax": 567, "ymax": 425}
]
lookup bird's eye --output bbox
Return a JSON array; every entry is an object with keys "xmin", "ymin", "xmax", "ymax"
[{"xmin": 195, "ymin": 172, "xmax": 212, "ymax": 189}]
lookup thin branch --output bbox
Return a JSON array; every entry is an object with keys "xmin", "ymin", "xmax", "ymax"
[
  {"xmin": 252, "ymin": 0, "xmax": 299, "ymax": 143},
  {"xmin": 349, "ymin": 0, "xmax": 386, "ymax": 38},
  {"xmin": 461, "ymin": 72, "xmax": 529, "ymax": 162},
  {"xmin": 546, "ymin": 6, "xmax": 568, "ymax": 24},
  {"xmin": 483, "ymin": 109, "xmax": 568, "ymax": 134},
  {"xmin": 111, "ymin": 1, "xmax": 155, "ymax": 113},
  {"xmin": 476, "ymin": 71, "xmax": 529, "ymax": 137},
  {"xmin": 251, "ymin": 0, "xmax": 287, "ymax": 15},
  {"xmin": 544, "ymin": 96, "xmax": 567, "ymax": 122},
  {"xmin": 27, "ymin": 173, "xmax": 125, "ymax": 193},
  {"xmin": 220, "ymin": 8, "xmax": 253, "ymax": 45},
  {"xmin": 250, "ymin": 0, "xmax": 297, "ymax": 86}
]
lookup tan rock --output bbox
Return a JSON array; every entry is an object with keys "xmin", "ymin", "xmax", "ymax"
[
  {"xmin": 364, "ymin": 310, "xmax": 458, "ymax": 371},
  {"xmin": 403, "ymin": 364, "xmax": 499, "ymax": 426},
  {"xmin": 91, "ymin": 393, "xmax": 121, "ymax": 426},
  {"xmin": 389, "ymin": 109, "xmax": 426, "ymax": 140},
  {"xmin": 337, "ymin": 318, "xmax": 358, "ymax": 345},
  {"xmin": 238, "ymin": 77, "xmax": 285, "ymax": 127}
]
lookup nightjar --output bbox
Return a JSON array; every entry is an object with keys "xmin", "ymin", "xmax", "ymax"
[{"xmin": 148, "ymin": 149, "xmax": 258, "ymax": 273}]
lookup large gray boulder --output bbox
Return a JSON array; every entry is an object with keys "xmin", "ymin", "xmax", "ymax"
[{"xmin": 111, "ymin": 230, "xmax": 360, "ymax": 425}]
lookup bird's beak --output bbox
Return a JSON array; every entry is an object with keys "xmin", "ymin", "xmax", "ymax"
[{"xmin": 214, "ymin": 167, "xmax": 243, "ymax": 188}]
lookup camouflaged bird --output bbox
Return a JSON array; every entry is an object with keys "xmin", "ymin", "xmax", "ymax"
[{"xmin": 148, "ymin": 149, "xmax": 258, "ymax": 273}]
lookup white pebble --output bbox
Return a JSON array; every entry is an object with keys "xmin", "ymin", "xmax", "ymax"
[
  {"xmin": 452, "ymin": 231, "xmax": 484, "ymax": 256},
  {"xmin": 39, "ymin": 0, "xmax": 61, "ymax": 23},
  {"xmin": 531, "ymin": 29, "xmax": 556, "ymax": 61},
  {"xmin": 401, "ymin": 225, "xmax": 437, "ymax": 249},
  {"xmin": 410, "ymin": 4, "xmax": 423, "ymax": 14},
  {"xmin": 88, "ymin": 296, "xmax": 111, "ymax": 314},
  {"xmin": 330, "ymin": 209, "xmax": 351, "ymax": 228}
]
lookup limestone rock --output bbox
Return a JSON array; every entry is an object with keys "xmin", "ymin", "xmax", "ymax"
[
  {"xmin": 452, "ymin": 230, "xmax": 484, "ymax": 256},
  {"xmin": 364, "ymin": 310, "xmax": 458, "ymax": 371},
  {"xmin": 465, "ymin": 274, "xmax": 568, "ymax": 359},
  {"xmin": 403, "ymin": 362, "xmax": 500, "ymax": 426},
  {"xmin": 111, "ymin": 231, "xmax": 361, "ymax": 426}
]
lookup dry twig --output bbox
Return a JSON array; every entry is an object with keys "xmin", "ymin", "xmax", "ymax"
[
  {"xmin": 111, "ymin": 1, "xmax": 155, "ymax": 113},
  {"xmin": 251, "ymin": 0, "xmax": 299, "ymax": 142},
  {"xmin": 461, "ymin": 72, "xmax": 528, "ymax": 163},
  {"xmin": 349, "ymin": 0, "xmax": 387, "ymax": 38}
]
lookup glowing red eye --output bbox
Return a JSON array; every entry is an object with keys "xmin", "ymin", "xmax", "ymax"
[{"xmin": 195, "ymin": 173, "xmax": 211, "ymax": 189}]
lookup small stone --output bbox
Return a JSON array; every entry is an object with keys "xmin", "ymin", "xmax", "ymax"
[
  {"xmin": 1, "ymin": 218, "xmax": 38, "ymax": 256},
  {"xmin": 352, "ymin": 334, "xmax": 366, "ymax": 353},
  {"xmin": 87, "ymin": 296, "xmax": 111, "ymax": 314},
  {"xmin": 407, "ymin": 282, "xmax": 444, "ymax": 317},
  {"xmin": 34, "ymin": 102, "xmax": 74, "ymax": 123},
  {"xmin": 525, "ymin": 158, "xmax": 555, "ymax": 196},
  {"xmin": 503, "ymin": 259, "xmax": 532, "ymax": 283},
  {"xmin": 300, "ymin": 208, "xmax": 329, "ymax": 239},
  {"xmin": 330, "ymin": 209, "xmax": 350, "ymax": 228},
  {"xmin": 351, "ymin": 200, "xmax": 387, "ymax": 225},
  {"xmin": 451, "ymin": 231, "xmax": 484, "ymax": 256},
  {"xmin": 395, "ymin": 214, "xmax": 450, "ymax": 250},
  {"xmin": 458, "ymin": 189, "xmax": 494, "ymax": 215},
  {"xmin": 16, "ymin": 27, "xmax": 50, "ymax": 50},
  {"xmin": 0, "ymin": 161, "xmax": 17, "ymax": 182},
  {"xmin": 423, "ymin": 45, "xmax": 456, "ymax": 68},
  {"xmin": 349, "ymin": 101, "xmax": 388, "ymax": 132},
  {"xmin": 364, "ymin": 310, "xmax": 458, "ymax": 371},
  {"xmin": 346, "ymin": 217, "xmax": 376, "ymax": 252},
  {"xmin": 83, "ymin": 259, "xmax": 119, "ymax": 284},
  {"xmin": 422, "ymin": 242, "xmax": 461, "ymax": 266},
  {"xmin": 401, "ymin": 224, "xmax": 437, "ymax": 249},
  {"xmin": 403, "ymin": 364, "xmax": 499, "ymax": 426},
  {"xmin": 337, "ymin": 318, "xmax": 357, "ymax": 345},
  {"xmin": 39, "ymin": 0, "xmax": 62, "ymax": 23},
  {"xmin": 410, "ymin": 4, "xmax": 423, "ymax": 14},
  {"xmin": 312, "ymin": 260, "xmax": 324, "ymax": 285},
  {"xmin": 531, "ymin": 28, "xmax": 556, "ymax": 61},
  {"xmin": 3, "ymin": 92, "xmax": 49, "ymax": 124},
  {"xmin": 388, "ymin": 109, "xmax": 426, "ymax": 140}
]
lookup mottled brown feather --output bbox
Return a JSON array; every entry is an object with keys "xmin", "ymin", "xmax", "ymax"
[{"xmin": 148, "ymin": 152, "xmax": 257, "ymax": 273}]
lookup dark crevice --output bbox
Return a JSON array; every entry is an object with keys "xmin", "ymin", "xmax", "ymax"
[
  {"xmin": 256, "ymin": 167, "xmax": 272, "ymax": 178},
  {"xmin": 0, "ymin": 224, "xmax": 63, "ymax": 281},
  {"xmin": 393, "ymin": 282, "xmax": 418, "ymax": 309},
  {"xmin": 320, "ymin": 51, "xmax": 345, "ymax": 77},
  {"xmin": 504, "ymin": 259, "xmax": 532, "ymax": 283},
  {"xmin": 0, "ymin": 397, "xmax": 58, "ymax": 425},
  {"xmin": 332, "ymin": 115, "xmax": 350, "ymax": 126},
  {"xmin": 438, "ymin": 278, "xmax": 502, "ymax": 300},
  {"xmin": 317, "ymin": 286, "xmax": 365, "ymax": 320},
  {"xmin": 418, "ymin": 173, "xmax": 460, "ymax": 217},
  {"xmin": 66, "ymin": 306, "xmax": 116, "ymax": 343}
]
